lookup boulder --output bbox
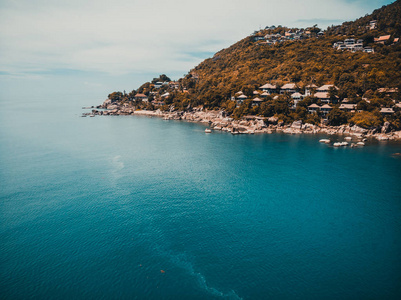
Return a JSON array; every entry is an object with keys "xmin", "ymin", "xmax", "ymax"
[
  {"xmin": 267, "ymin": 116, "xmax": 278, "ymax": 125},
  {"xmin": 381, "ymin": 121, "xmax": 391, "ymax": 134},
  {"xmin": 291, "ymin": 120, "xmax": 302, "ymax": 129}
]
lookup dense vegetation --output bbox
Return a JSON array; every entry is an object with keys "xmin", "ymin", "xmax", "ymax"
[{"xmin": 107, "ymin": 0, "xmax": 401, "ymax": 129}]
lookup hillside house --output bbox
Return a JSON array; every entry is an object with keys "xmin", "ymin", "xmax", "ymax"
[
  {"xmin": 339, "ymin": 103, "xmax": 357, "ymax": 112},
  {"xmin": 280, "ymin": 83, "xmax": 298, "ymax": 94},
  {"xmin": 320, "ymin": 104, "xmax": 332, "ymax": 115},
  {"xmin": 254, "ymin": 36, "xmax": 265, "ymax": 42},
  {"xmin": 375, "ymin": 35, "xmax": 391, "ymax": 44},
  {"xmin": 291, "ymin": 92, "xmax": 303, "ymax": 107},
  {"xmin": 260, "ymin": 83, "xmax": 277, "ymax": 94},
  {"xmin": 252, "ymin": 97, "xmax": 263, "ymax": 106},
  {"xmin": 380, "ymin": 107, "xmax": 395, "ymax": 115},
  {"xmin": 314, "ymin": 92, "xmax": 331, "ymax": 103},
  {"xmin": 363, "ymin": 46, "xmax": 374, "ymax": 53},
  {"xmin": 154, "ymin": 82, "xmax": 163, "ymax": 88},
  {"xmin": 169, "ymin": 81, "xmax": 179, "ymax": 89},
  {"xmin": 236, "ymin": 94, "xmax": 248, "ymax": 104},
  {"xmin": 369, "ymin": 20, "xmax": 377, "ymax": 30},
  {"xmin": 308, "ymin": 104, "xmax": 320, "ymax": 113},
  {"xmin": 135, "ymin": 93, "xmax": 148, "ymax": 102},
  {"xmin": 349, "ymin": 43, "xmax": 364, "ymax": 52},
  {"xmin": 305, "ymin": 84, "xmax": 317, "ymax": 96},
  {"xmin": 316, "ymin": 85, "xmax": 339, "ymax": 93}
]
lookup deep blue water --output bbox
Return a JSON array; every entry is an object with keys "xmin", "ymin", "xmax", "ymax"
[{"xmin": 1, "ymin": 93, "xmax": 401, "ymax": 299}]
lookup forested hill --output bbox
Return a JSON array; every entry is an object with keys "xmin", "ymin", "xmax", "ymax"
[
  {"xmin": 184, "ymin": 0, "xmax": 401, "ymax": 106},
  {"xmin": 107, "ymin": 0, "xmax": 401, "ymax": 128}
]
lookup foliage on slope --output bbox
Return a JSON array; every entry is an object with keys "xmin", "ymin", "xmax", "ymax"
[{"xmin": 107, "ymin": 0, "xmax": 401, "ymax": 128}]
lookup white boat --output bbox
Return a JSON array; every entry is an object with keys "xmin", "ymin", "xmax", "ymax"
[
  {"xmin": 205, "ymin": 128, "xmax": 212, "ymax": 133},
  {"xmin": 319, "ymin": 139, "xmax": 331, "ymax": 144}
]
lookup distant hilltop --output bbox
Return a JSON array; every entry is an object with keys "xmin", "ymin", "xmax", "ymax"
[{"xmin": 104, "ymin": 0, "xmax": 401, "ymax": 131}]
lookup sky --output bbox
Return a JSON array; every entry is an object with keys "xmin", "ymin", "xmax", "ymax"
[{"xmin": 0, "ymin": 0, "xmax": 395, "ymax": 97}]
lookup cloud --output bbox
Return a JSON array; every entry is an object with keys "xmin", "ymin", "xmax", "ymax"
[{"xmin": 0, "ymin": 0, "xmax": 393, "ymax": 78}]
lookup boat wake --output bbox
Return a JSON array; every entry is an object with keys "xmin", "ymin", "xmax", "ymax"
[{"xmin": 164, "ymin": 250, "xmax": 243, "ymax": 300}]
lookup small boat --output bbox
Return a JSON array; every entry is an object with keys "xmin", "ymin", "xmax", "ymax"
[
  {"xmin": 319, "ymin": 139, "xmax": 331, "ymax": 144},
  {"xmin": 205, "ymin": 128, "xmax": 212, "ymax": 133}
]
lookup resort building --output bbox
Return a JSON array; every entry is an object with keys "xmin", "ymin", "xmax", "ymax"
[
  {"xmin": 320, "ymin": 104, "xmax": 332, "ymax": 116},
  {"xmin": 339, "ymin": 103, "xmax": 357, "ymax": 112},
  {"xmin": 280, "ymin": 83, "xmax": 298, "ymax": 94},
  {"xmin": 316, "ymin": 84, "xmax": 339, "ymax": 92},
  {"xmin": 291, "ymin": 92, "xmax": 303, "ymax": 107},
  {"xmin": 236, "ymin": 94, "xmax": 248, "ymax": 104},
  {"xmin": 305, "ymin": 84, "xmax": 317, "ymax": 96},
  {"xmin": 252, "ymin": 97, "xmax": 264, "ymax": 106},
  {"xmin": 259, "ymin": 83, "xmax": 277, "ymax": 94},
  {"xmin": 308, "ymin": 103, "xmax": 320, "ymax": 113},
  {"xmin": 380, "ymin": 107, "xmax": 395, "ymax": 115},
  {"xmin": 135, "ymin": 93, "xmax": 148, "ymax": 102},
  {"xmin": 375, "ymin": 35, "xmax": 391, "ymax": 44}
]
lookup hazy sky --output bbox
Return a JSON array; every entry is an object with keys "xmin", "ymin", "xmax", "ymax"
[{"xmin": 0, "ymin": 0, "xmax": 394, "ymax": 94}]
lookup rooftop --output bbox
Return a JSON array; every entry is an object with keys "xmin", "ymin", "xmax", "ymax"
[
  {"xmin": 281, "ymin": 83, "xmax": 297, "ymax": 89},
  {"xmin": 260, "ymin": 83, "xmax": 277, "ymax": 89}
]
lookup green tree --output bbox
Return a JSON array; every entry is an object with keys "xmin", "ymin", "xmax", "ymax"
[
  {"xmin": 350, "ymin": 111, "xmax": 382, "ymax": 128},
  {"xmin": 327, "ymin": 108, "xmax": 349, "ymax": 126}
]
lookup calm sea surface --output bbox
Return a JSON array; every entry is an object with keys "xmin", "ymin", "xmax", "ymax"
[{"xmin": 1, "ymin": 92, "xmax": 401, "ymax": 299}]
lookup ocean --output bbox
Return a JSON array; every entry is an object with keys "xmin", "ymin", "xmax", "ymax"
[{"xmin": 1, "ymin": 91, "xmax": 401, "ymax": 299}]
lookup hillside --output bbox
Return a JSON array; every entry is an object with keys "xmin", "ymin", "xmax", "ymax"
[{"xmin": 105, "ymin": 0, "xmax": 401, "ymax": 129}]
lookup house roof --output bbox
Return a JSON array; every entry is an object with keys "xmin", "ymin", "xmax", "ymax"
[
  {"xmin": 238, "ymin": 95, "xmax": 248, "ymax": 99},
  {"xmin": 252, "ymin": 97, "xmax": 263, "ymax": 102},
  {"xmin": 377, "ymin": 35, "xmax": 391, "ymax": 42},
  {"xmin": 306, "ymin": 84, "xmax": 317, "ymax": 88},
  {"xmin": 314, "ymin": 92, "xmax": 330, "ymax": 99},
  {"xmin": 321, "ymin": 104, "xmax": 332, "ymax": 109},
  {"xmin": 394, "ymin": 38, "xmax": 399, "ymax": 43},
  {"xmin": 261, "ymin": 92, "xmax": 269, "ymax": 96},
  {"xmin": 308, "ymin": 104, "xmax": 320, "ymax": 108},
  {"xmin": 260, "ymin": 83, "xmax": 277, "ymax": 89},
  {"xmin": 291, "ymin": 92, "xmax": 302, "ymax": 98},
  {"xmin": 253, "ymin": 91, "xmax": 260, "ymax": 95},
  {"xmin": 380, "ymin": 107, "xmax": 395, "ymax": 113},
  {"xmin": 377, "ymin": 87, "xmax": 398, "ymax": 93},
  {"xmin": 317, "ymin": 84, "xmax": 338, "ymax": 91},
  {"xmin": 281, "ymin": 83, "xmax": 297, "ymax": 90},
  {"xmin": 339, "ymin": 104, "xmax": 357, "ymax": 109},
  {"xmin": 135, "ymin": 93, "xmax": 147, "ymax": 97}
]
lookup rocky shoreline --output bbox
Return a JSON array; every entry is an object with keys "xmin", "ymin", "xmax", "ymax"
[{"xmin": 85, "ymin": 103, "xmax": 401, "ymax": 142}]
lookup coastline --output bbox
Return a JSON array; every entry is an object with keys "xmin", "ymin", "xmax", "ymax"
[{"xmin": 87, "ymin": 105, "xmax": 401, "ymax": 142}]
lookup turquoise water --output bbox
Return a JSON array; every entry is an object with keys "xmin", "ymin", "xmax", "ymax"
[{"xmin": 1, "ymin": 93, "xmax": 401, "ymax": 299}]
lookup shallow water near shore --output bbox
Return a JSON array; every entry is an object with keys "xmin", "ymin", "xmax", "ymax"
[{"xmin": 1, "ymin": 93, "xmax": 401, "ymax": 299}]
